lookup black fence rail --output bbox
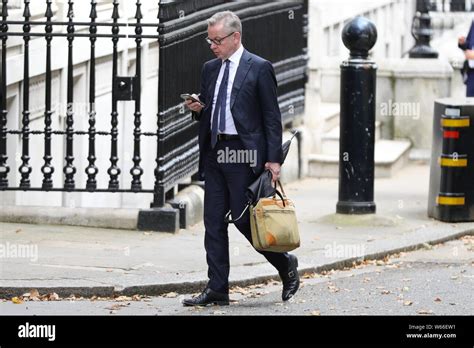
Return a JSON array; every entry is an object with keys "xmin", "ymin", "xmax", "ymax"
[
  {"xmin": 1, "ymin": 0, "xmax": 308, "ymax": 209},
  {"xmin": 0, "ymin": 0, "xmax": 162, "ymax": 200},
  {"xmin": 156, "ymin": 0, "xmax": 308, "ymax": 204}
]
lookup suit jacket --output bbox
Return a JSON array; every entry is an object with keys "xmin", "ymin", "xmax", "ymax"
[{"xmin": 193, "ymin": 49, "xmax": 283, "ymax": 181}]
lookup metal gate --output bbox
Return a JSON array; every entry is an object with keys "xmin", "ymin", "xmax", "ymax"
[{"xmin": 0, "ymin": 0, "xmax": 308, "ymax": 217}]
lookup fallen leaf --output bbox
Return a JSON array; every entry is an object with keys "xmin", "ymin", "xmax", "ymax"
[
  {"xmin": 29, "ymin": 289, "xmax": 40, "ymax": 299},
  {"xmin": 107, "ymin": 304, "xmax": 126, "ymax": 310},
  {"xmin": 381, "ymin": 290, "xmax": 391, "ymax": 295},
  {"xmin": 15, "ymin": 229, "xmax": 22, "ymax": 233},
  {"xmin": 422, "ymin": 243, "xmax": 433, "ymax": 250},
  {"xmin": 12, "ymin": 297, "xmax": 23, "ymax": 304},
  {"xmin": 404, "ymin": 301, "xmax": 413, "ymax": 306},
  {"xmin": 310, "ymin": 310, "xmax": 321, "ymax": 316},
  {"xmin": 47, "ymin": 293, "xmax": 60, "ymax": 301},
  {"xmin": 163, "ymin": 292, "xmax": 178, "ymax": 298},
  {"xmin": 230, "ymin": 286, "xmax": 249, "ymax": 295},
  {"xmin": 266, "ymin": 280, "xmax": 280, "ymax": 286},
  {"xmin": 115, "ymin": 296, "xmax": 132, "ymax": 302},
  {"xmin": 385, "ymin": 264, "xmax": 400, "ymax": 269},
  {"xmin": 434, "ymin": 297, "xmax": 442, "ymax": 302},
  {"xmin": 417, "ymin": 309, "xmax": 433, "ymax": 315}
]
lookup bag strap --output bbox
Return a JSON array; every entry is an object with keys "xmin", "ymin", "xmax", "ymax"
[
  {"xmin": 224, "ymin": 204, "xmax": 249, "ymax": 224},
  {"xmin": 272, "ymin": 180, "xmax": 286, "ymax": 208},
  {"xmin": 276, "ymin": 180, "xmax": 287, "ymax": 197},
  {"xmin": 225, "ymin": 181, "xmax": 287, "ymax": 224},
  {"xmin": 226, "ymin": 180, "xmax": 288, "ymax": 224}
]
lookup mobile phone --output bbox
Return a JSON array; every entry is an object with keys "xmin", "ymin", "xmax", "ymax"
[{"xmin": 181, "ymin": 93, "xmax": 205, "ymax": 107}]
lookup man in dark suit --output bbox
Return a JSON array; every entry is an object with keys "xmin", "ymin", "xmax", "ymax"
[{"xmin": 183, "ymin": 11, "xmax": 299, "ymax": 306}]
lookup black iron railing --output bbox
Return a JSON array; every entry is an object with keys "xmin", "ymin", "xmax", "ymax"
[
  {"xmin": 1, "ymin": 0, "xmax": 308, "ymax": 209},
  {"xmin": 428, "ymin": 0, "xmax": 474, "ymax": 12},
  {"xmin": 1, "ymin": 0, "xmax": 160, "ymax": 199}
]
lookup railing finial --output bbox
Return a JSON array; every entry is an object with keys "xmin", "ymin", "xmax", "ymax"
[
  {"xmin": 67, "ymin": 0, "xmax": 74, "ymax": 20},
  {"xmin": 112, "ymin": 0, "xmax": 119, "ymax": 20},
  {"xmin": 23, "ymin": 0, "xmax": 31, "ymax": 19},
  {"xmin": 135, "ymin": 0, "xmax": 143, "ymax": 21},
  {"xmin": 45, "ymin": 0, "xmax": 53, "ymax": 19},
  {"xmin": 2, "ymin": 0, "xmax": 8, "ymax": 18},
  {"xmin": 90, "ymin": 0, "xmax": 97, "ymax": 20}
]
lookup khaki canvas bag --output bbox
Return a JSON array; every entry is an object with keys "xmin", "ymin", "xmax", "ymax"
[{"xmin": 249, "ymin": 181, "xmax": 300, "ymax": 252}]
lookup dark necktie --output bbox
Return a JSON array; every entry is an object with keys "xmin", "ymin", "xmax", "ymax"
[{"xmin": 211, "ymin": 59, "xmax": 230, "ymax": 148}]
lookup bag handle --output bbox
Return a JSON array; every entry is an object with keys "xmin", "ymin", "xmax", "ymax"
[
  {"xmin": 276, "ymin": 179, "xmax": 287, "ymax": 198},
  {"xmin": 272, "ymin": 180, "xmax": 286, "ymax": 207},
  {"xmin": 224, "ymin": 204, "xmax": 249, "ymax": 224},
  {"xmin": 225, "ymin": 180, "xmax": 287, "ymax": 224}
]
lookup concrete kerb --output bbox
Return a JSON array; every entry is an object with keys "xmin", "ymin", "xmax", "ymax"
[
  {"xmin": 1, "ymin": 228, "xmax": 472, "ymax": 299},
  {"xmin": 0, "ymin": 206, "xmax": 139, "ymax": 230},
  {"xmin": 0, "ymin": 185, "xmax": 205, "ymax": 232}
]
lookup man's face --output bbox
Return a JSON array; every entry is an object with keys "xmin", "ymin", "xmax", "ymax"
[{"xmin": 207, "ymin": 22, "xmax": 241, "ymax": 60}]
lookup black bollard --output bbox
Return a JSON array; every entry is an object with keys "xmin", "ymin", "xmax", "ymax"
[{"xmin": 336, "ymin": 16, "xmax": 377, "ymax": 215}]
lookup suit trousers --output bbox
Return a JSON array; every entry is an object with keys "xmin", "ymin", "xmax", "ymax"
[
  {"xmin": 467, "ymin": 72, "xmax": 474, "ymax": 97},
  {"xmin": 203, "ymin": 138, "xmax": 290, "ymax": 294}
]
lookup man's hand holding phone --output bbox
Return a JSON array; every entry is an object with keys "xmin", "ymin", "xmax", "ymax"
[{"xmin": 182, "ymin": 93, "xmax": 205, "ymax": 113}]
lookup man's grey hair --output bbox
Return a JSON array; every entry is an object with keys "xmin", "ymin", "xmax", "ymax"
[{"xmin": 207, "ymin": 11, "xmax": 242, "ymax": 34}]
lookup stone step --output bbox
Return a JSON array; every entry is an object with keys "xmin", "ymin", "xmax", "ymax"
[
  {"xmin": 321, "ymin": 121, "xmax": 382, "ymax": 156},
  {"xmin": 308, "ymin": 139, "xmax": 412, "ymax": 178},
  {"xmin": 319, "ymin": 102, "xmax": 340, "ymax": 132}
]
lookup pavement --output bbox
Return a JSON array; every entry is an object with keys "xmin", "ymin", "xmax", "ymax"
[
  {"xmin": 1, "ymin": 164, "xmax": 474, "ymax": 299},
  {"xmin": 2, "ymin": 238, "xmax": 471, "ymax": 315}
]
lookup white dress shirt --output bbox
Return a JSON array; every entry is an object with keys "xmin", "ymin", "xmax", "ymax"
[{"xmin": 210, "ymin": 44, "xmax": 244, "ymax": 135}]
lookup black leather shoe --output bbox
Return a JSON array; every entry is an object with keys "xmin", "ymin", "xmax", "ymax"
[
  {"xmin": 280, "ymin": 254, "xmax": 300, "ymax": 301},
  {"xmin": 182, "ymin": 287, "xmax": 230, "ymax": 307}
]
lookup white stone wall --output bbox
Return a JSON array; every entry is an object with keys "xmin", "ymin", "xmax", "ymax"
[
  {"xmin": 308, "ymin": 0, "xmax": 415, "ymax": 105},
  {"xmin": 303, "ymin": 0, "xmax": 416, "ymax": 163}
]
